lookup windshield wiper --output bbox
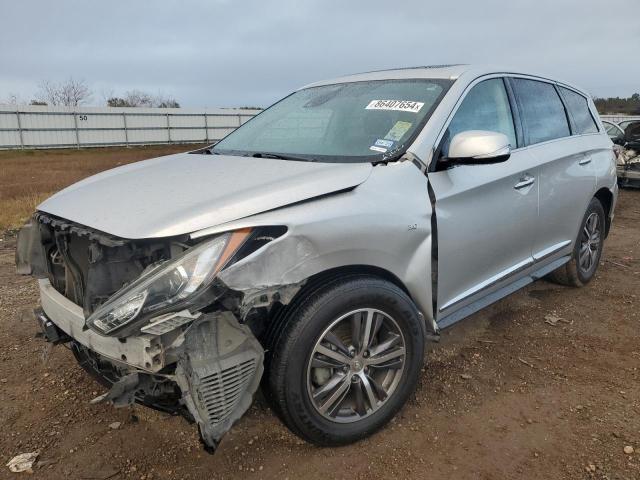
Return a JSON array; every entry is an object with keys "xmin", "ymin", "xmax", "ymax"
[
  {"xmin": 251, "ymin": 152, "xmax": 316, "ymax": 162},
  {"xmin": 371, "ymin": 151, "xmax": 405, "ymax": 166}
]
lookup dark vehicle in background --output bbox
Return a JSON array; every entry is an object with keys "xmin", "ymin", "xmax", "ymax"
[
  {"xmin": 619, "ymin": 119, "xmax": 640, "ymax": 133},
  {"xmin": 604, "ymin": 119, "xmax": 640, "ymax": 187},
  {"xmin": 623, "ymin": 121, "xmax": 640, "ymax": 150}
]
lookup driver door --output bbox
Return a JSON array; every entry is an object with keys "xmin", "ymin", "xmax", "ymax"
[{"xmin": 428, "ymin": 77, "xmax": 540, "ymax": 325}]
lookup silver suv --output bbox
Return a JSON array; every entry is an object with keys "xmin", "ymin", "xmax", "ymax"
[{"xmin": 16, "ymin": 65, "xmax": 617, "ymax": 452}]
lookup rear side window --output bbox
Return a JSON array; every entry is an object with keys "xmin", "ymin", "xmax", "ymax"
[
  {"xmin": 559, "ymin": 87, "xmax": 599, "ymax": 135},
  {"xmin": 512, "ymin": 78, "xmax": 570, "ymax": 145}
]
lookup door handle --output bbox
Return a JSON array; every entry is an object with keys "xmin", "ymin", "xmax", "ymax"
[
  {"xmin": 514, "ymin": 175, "xmax": 535, "ymax": 190},
  {"xmin": 579, "ymin": 156, "xmax": 592, "ymax": 166}
]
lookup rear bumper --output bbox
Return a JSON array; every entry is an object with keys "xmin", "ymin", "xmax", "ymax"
[{"xmin": 38, "ymin": 278, "xmax": 166, "ymax": 372}]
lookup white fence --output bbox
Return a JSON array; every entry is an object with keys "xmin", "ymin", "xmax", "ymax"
[
  {"xmin": 0, "ymin": 106, "xmax": 634, "ymax": 151},
  {"xmin": 601, "ymin": 114, "xmax": 640, "ymax": 124},
  {"xmin": 0, "ymin": 105, "xmax": 261, "ymax": 150}
]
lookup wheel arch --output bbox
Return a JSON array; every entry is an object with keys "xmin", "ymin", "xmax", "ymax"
[
  {"xmin": 265, "ymin": 265, "xmax": 416, "ymax": 342},
  {"xmin": 594, "ymin": 187, "xmax": 614, "ymax": 237},
  {"xmin": 260, "ymin": 264, "xmax": 430, "ymax": 365},
  {"xmin": 304, "ymin": 264, "xmax": 411, "ymax": 296}
]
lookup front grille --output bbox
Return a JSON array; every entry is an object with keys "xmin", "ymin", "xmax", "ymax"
[{"xmin": 198, "ymin": 359, "xmax": 257, "ymax": 424}]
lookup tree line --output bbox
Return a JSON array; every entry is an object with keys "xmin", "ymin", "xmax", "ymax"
[
  {"xmin": 4, "ymin": 77, "xmax": 180, "ymax": 108},
  {"xmin": 594, "ymin": 93, "xmax": 640, "ymax": 115},
  {"xmin": 5, "ymin": 77, "xmax": 638, "ymax": 115}
]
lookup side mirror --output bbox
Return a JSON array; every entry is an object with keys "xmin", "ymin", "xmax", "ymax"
[{"xmin": 446, "ymin": 130, "xmax": 511, "ymax": 164}]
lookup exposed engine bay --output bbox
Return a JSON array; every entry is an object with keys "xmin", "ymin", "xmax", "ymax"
[
  {"xmin": 17, "ymin": 212, "xmax": 286, "ymax": 451},
  {"xmin": 19, "ymin": 212, "xmax": 179, "ymax": 317},
  {"xmin": 614, "ymin": 120, "xmax": 640, "ymax": 187},
  {"xmin": 615, "ymin": 145, "xmax": 640, "ymax": 187},
  {"xmin": 616, "ymin": 147, "xmax": 640, "ymax": 165}
]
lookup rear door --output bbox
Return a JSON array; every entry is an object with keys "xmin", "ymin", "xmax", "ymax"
[
  {"xmin": 428, "ymin": 77, "xmax": 540, "ymax": 322},
  {"xmin": 510, "ymin": 78, "xmax": 596, "ymax": 260}
]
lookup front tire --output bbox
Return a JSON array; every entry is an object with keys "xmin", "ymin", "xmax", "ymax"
[
  {"xmin": 548, "ymin": 197, "xmax": 606, "ymax": 287},
  {"xmin": 266, "ymin": 275, "xmax": 425, "ymax": 446}
]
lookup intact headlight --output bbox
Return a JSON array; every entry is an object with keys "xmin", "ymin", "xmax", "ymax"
[{"xmin": 87, "ymin": 229, "xmax": 251, "ymax": 336}]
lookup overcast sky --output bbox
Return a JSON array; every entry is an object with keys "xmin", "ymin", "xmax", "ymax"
[{"xmin": 2, "ymin": 0, "xmax": 639, "ymax": 108}]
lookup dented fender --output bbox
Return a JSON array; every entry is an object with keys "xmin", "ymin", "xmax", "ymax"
[{"xmin": 212, "ymin": 161, "xmax": 437, "ymax": 333}]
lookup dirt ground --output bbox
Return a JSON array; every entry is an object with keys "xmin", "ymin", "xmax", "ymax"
[
  {"xmin": 0, "ymin": 145, "xmax": 205, "ymax": 231},
  {"xmin": 0, "ymin": 185, "xmax": 639, "ymax": 479}
]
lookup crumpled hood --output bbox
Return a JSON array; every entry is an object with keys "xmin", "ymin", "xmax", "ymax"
[{"xmin": 38, "ymin": 152, "xmax": 372, "ymax": 239}]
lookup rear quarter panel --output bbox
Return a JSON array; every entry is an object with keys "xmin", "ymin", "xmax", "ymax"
[{"xmin": 590, "ymin": 134, "xmax": 618, "ymax": 193}]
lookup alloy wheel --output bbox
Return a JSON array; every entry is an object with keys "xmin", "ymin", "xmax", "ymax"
[
  {"xmin": 306, "ymin": 308, "xmax": 406, "ymax": 423},
  {"xmin": 579, "ymin": 212, "xmax": 601, "ymax": 273}
]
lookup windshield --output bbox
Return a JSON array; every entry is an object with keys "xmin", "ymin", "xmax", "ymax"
[{"xmin": 212, "ymin": 79, "xmax": 452, "ymax": 163}]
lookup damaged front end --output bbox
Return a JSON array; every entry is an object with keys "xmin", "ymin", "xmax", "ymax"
[
  {"xmin": 616, "ymin": 145, "xmax": 640, "ymax": 187},
  {"xmin": 16, "ymin": 213, "xmax": 289, "ymax": 451}
]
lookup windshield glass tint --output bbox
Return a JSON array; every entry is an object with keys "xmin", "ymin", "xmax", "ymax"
[{"xmin": 213, "ymin": 79, "xmax": 451, "ymax": 163}]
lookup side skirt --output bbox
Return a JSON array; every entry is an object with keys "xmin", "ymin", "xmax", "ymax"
[{"xmin": 436, "ymin": 255, "xmax": 570, "ymax": 331}]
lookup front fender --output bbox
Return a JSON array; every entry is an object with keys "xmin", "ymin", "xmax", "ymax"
[{"xmin": 216, "ymin": 161, "xmax": 435, "ymax": 330}]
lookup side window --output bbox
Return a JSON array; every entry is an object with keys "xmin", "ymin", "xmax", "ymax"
[
  {"xmin": 512, "ymin": 78, "xmax": 570, "ymax": 145},
  {"xmin": 441, "ymin": 78, "xmax": 516, "ymax": 157},
  {"xmin": 559, "ymin": 87, "xmax": 599, "ymax": 135}
]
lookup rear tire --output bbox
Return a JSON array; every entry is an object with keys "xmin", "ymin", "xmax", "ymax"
[
  {"xmin": 547, "ymin": 197, "xmax": 605, "ymax": 287},
  {"xmin": 265, "ymin": 275, "xmax": 425, "ymax": 446}
]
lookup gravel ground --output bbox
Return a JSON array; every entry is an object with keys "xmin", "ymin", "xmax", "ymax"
[{"xmin": 1, "ymin": 190, "xmax": 638, "ymax": 480}]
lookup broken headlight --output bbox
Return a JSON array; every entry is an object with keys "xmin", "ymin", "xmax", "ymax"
[{"xmin": 87, "ymin": 229, "xmax": 251, "ymax": 336}]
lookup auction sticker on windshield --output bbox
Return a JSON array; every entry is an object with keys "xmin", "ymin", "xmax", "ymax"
[
  {"xmin": 384, "ymin": 121, "xmax": 412, "ymax": 141},
  {"xmin": 374, "ymin": 139, "xmax": 394, "ymax": 148},
  {"xmin": 365, "ymin": 100, "xmax": 424, "ymax": 113},
  {"xmin": 369, "ymin": 145, "xmax": 387, "ymax": 153}
]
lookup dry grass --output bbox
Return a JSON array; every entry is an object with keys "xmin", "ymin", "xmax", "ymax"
[{"xmin": 0, "ymin": 144, "xmax": 206, "ymax": 232}]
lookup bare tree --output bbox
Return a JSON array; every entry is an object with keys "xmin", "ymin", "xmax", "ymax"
[
  {"xmin": 106, "ymin": 90, "xmax": 180, "ymax": 108},
  {"xmin": 154, "ymin": 94, "xmax": 180, "ymax": 108},
  {"xmin": 123, "ymin": 89, "xmax": 154, "ymax": 107},
  {"xmin": 36, "ymin": 80, "xmax": 59, "ymax": 105},
  {"xmin": 57, "ymin": 78, "xmax": 92, "ymax": 106},
  {"xmin": 36, "ymin": 78, "xmax": 92, "ymax": 106},
  {"xmin": 106, "ymin": 97, "xmax": 128, "ymax": 107},
  {"xmin": 99, "ymin": 87, "xmax": 115, "ymax": 105}
]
